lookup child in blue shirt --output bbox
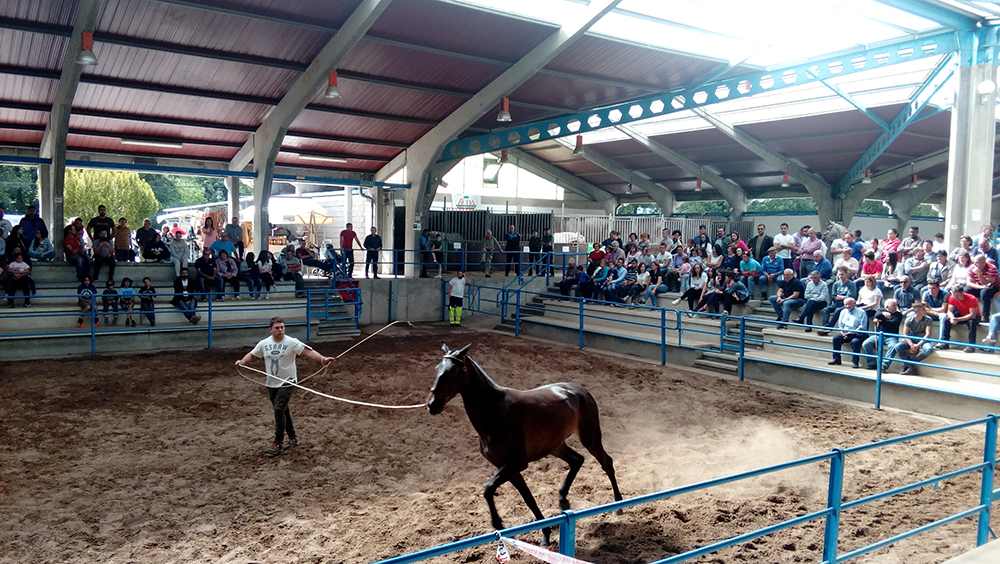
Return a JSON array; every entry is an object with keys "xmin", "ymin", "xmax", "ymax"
[{"xmin": 120, "ymin": 277, "xmax": 137, "ymax": 327}]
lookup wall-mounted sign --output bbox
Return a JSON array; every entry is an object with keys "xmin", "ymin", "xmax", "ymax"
[{"xmin": 452, "ymin": 194, "xmax": 480, "ymax": 210}]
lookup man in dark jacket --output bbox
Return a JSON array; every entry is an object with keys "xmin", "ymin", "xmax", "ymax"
[
  {"xmin": 171, "ymin": 268, "xmax": 201, "ymax": 324},
  {"xmin": 504, "ymin": 225, "xmax": 520, "ymax": 277},
  {"xmin": 747, "ymin": 224, "xmax": 774, "ymax": 261}
]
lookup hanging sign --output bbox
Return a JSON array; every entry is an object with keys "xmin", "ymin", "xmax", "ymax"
[{"xmin": 452, "ymin": 194, "xmax": 480, "ymax": 210}]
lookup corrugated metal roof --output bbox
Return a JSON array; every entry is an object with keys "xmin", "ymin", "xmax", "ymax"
[{"xmin": 0, "ymin": 28, "xmax": 68, "ymax": 68}]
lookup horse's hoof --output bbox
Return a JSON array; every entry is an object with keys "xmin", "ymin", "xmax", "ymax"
[
  {"xmin": 559, "ymin": 499, "xmax": 571, "ymax": 511},
  {"xmin": 615, "ymin": 509, "xmax": 624, "ymax": 516},
  {"xmin": 540, "ymin": 538, "xmax": 551, "ymax": 547}
]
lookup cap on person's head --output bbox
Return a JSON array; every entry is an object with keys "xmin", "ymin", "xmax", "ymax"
[{"xmin": 106, "ymin": 280, "xmax": 114, "ymax": 287}]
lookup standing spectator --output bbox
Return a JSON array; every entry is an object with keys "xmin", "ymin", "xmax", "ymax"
[
  {"xmin": 225, "ymin": 216, "xmax": 245, "ymax": 261},
  {"xmin": 6, "ymin": 251, "xmax": 32, "ymax": 307},
  {"xmin": 257, "ymin": 251, "xmax": 276, "ymax": 299},
  {"xmin": 904, "ymin": 248, "xmax": 930, "ymax": 290},
  {"xmin": 217, "ymin": 249, "xmax": 240, "ymax": 299},
  {"xmin": 171, "ymin": 267, "xmax": 201, "ymax": 324},
  {"xmin": 504, "ymin": 224, "xmax": 521, "ymax": 277},
  {"xmin": 240, "ymin": 251, "xmax": 263, "ymax": 300},
  {"xmin": 936, "ymin": 285, "xmax": 981, "ymax": 353},
  {"xmin": 138, "ymin": 276, "xmax": 156, "ymax": 327},
  {"xmin": 339, "ymin": 222, "xmax": 363, "ymax": 278},
  {"xmin": 430, "ymin": 234, "xmax": 445, "ymax": 278},
  {"xmin": 101, "ymin": 279, "xmax": 120, "ymax": 325},
  {"xmin": 135, "ymin": 219, "xmax": 157, "ymax": 260},
  {"xmin": 769, "ymin": 269, "xmax": 805, "ymax": 329},
  {"xmin": 76, "ymin": 275, "xmax": 98, "ymax": 328},
  {"xmin": 794, "ymin": 270, "xmax": 829, "ymax": 331},
  {"xmin": 195, "ymin": 248, "xmax": 219, "ymax": 301},
  {"xmin": 63, "ymin": 224, "xmax": 91, "ymax": 282},
  {"xmin": 834, "ymin": 247, "xmax": 859, "ymax": 279},
  {"xmin": 85, "ymin": 205, "xmax": 115, "ymax": 243},
  {"xmin": 119, "ymin": 277, "xmax": 137, "ymax": 327},
  {"xmin": 773, "ymin": 223, "xmax": 796, "ymax": 271},
  {"xmin": 27, "ymin": 229, "xmax": 55, "ymax": 262},
  {"xmin": 420, "ymin": 228, "xmax": 431, "ymax": 278},
  {"xmin": 748, "ymin": 224, "xmax": 773, "ymax": 261},
  {"xmin": 893, "ymin": 301, "xmax": 934, "ymax": 375},
  {"xmin": 899, "ymin": 226, "xmax": 922, "ymax": 259},
  {"xmin": 967, "ymin": 254, "xmax": 1000, "ymax": 318},
  {"xmin": 114, "ymin": 217, "xmax": 133, "ymax": 262},
  {"xmin": 541, "ymin": 228, "xmax": 554, "ymax": 274},
  {"xmin": 481, "ymin": 229, "xmax": 502, "ymax": 278},
  {"xmin": 819, "ymin": 267, "xmax": 858, "ymax": 335},
  {"xmin": 862, "ymin": 299, "xmax": 903, "ymax": 370},
  {"xmin": 447, "ymin": 270, "xmax": 467, "ymax": 326},
  {"xmin": 527, "ymin": 230, "xmax": 541, "ymax": 275},
  {"xmin": 91, "ymin": 228, "xmax": 116, "ymax": 283},
  {"xmin": 17, "ymin": 205, "xmax": 47, "ymax": 242},
  {"xmin": 168, "ymin": 232, "xmax": 188, "ymax": 275},
  {"xmin": 142, "ymin": 231, "xmax": 170, "ymax": 262},
  {"xmin": 281, "ymin": 248, "xmax": 305, "ymax": 297},
  {"xmin": 797, "ymin": 229, "xmax": 823, "ymax": 278},
  {"xmin": 829, "ymin": 298, "xmax": 868, "ymax": 368},
  {"xmin": 200, "ymin": 216, "xmax": 219, "ymax": 251},
  {"xmin": 364, "ymin": 226, "xmax": 382, "ymax": 279}
]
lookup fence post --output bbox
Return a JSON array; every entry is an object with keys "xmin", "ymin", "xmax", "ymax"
[
  {"xmin": 676, "ymin": 309, "xmax": 683, "ymax": 348},
  {"xmin": 90, "ymin": 295, "xmax": 96, "ymax": 356},
  {"xmin": 559, "ymin": 511, "xmax": 576, "ymax": 557},
  {"xmin": 515, "ymin": 289, "xmax": 521, "ymax": 337},
  {"xmin": 977, "ymin": 415, "xmax": 998, "ymax": 546},
  {"xmin": 442, "ymin": 279, "xmax": 448, "ymax": 323},
  {"xmin": 306, "ymin": 289, "xmax": 312, "ymax": 341},
  {"xmin": 660, "ymin": 307, "xmax": 666, "ymax": 365},
  {"xmin": 719, "ymin": 313, "xmax": 727, "ymax": 351},
  {"xmin": 207, "ymin": 293, "xmax": 213, "ymax": 349},
  {"xmin": 875, "ymin": 332, "xmax": 884, "ymax": 410},
  {"xmin": 823, "ymin": 448, "xmax": 845, "ymax": 563},
  {"xmin": 578, "ymin": 297, "xmax": 585, "ymax": 349},
  {"xmin": 739, "ymin": 316, "xmax": 746, "ymax": 381}
]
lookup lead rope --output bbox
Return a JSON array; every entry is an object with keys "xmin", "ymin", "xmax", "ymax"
[
  {"xmin": 237, "ymin": 364, "xmax": 426, "ymax": 409},
  {"xmin": 298, "ymin": 320, "xmax": 414, "ymax": 384}
]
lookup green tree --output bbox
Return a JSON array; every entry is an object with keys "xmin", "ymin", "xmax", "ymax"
[
  {"xmin": 65, "ymin": 169, "xmax": 160, "ymax": 229},
  {"xmin": 912, "ymin": 204, "xmax": 939, "ymax": 218},
  {"xmin": 747, "ymin": 198, "xmax": 815, "ymax": 213},
  {"xmin": 675, "ymin": 200, "xmax": 728, "ymax": 214},
  {"xmin": 140, "ymin": 174, "xmax": 247, "ymax": 211},
  {"xmin": 857, "ymin": 200, "xmax": 890, "ymax": 214},
  {"xmin": 0, "ymin": 165, "xmax": 39, "ymax": 212}
]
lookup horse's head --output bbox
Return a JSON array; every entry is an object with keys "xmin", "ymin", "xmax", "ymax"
[
  {"xmin": 822, "ymin": 220, "xmax": 847, "ymax": 242},
  {"xmin": 427, "ymin": 342, "xmax": 471, "ymax": 415}
]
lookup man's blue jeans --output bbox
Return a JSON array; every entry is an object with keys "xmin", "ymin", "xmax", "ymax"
[
  {"xmin": 642, "ymin": 284, "xmax": 669, "ymax": 306},
  {"xmin": 863, "ymin": 334, "xmax": 899, "ymax": 369},
  {"xmin": 769, "ymin": 296, "xmax": 804, "ymax": 322}
]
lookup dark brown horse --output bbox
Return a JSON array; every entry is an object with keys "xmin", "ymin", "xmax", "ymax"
[{"xmin": 427, "ymin": 343, "xmax": 623, "ymax": 545}]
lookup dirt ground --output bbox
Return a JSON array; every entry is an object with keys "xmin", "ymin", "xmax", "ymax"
[{"xmin": 0, "ymin": 325, "xmax": 996, "ymax": 564}]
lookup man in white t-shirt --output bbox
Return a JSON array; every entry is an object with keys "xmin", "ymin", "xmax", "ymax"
[
  {"xmin": 236, "ymin": 317, "xmax": 334, "ymax": 456},
  {"xmin": 447, "ymin": 270, "xmax": 467, "ymax": 326},
  {"xmin": 772, "ymin": 222, "xmax": 797, "ymax": 271}
]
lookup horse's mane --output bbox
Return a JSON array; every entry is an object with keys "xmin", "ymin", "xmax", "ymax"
[{"xmin": 463, "ymin": 354, "xmax": 507, "ymax": 390}]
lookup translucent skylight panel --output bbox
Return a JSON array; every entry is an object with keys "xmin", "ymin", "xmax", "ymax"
[
  {"xmin": 838, "ymin": 0, "xmax": 941, "ymax": 31},
  {"xmin": 588, "ymin": 11, "xmax": 745, "ymax": 62}
]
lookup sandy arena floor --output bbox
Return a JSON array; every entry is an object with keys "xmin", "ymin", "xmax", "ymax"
[{"xmin": 0, "ymin": 325, "xmax": 995, "ymax": 564}]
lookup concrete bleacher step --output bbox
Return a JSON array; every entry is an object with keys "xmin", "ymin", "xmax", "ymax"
[{"xmin": 693, "ymin": 350, "xmax": 739, "ymax": 374}]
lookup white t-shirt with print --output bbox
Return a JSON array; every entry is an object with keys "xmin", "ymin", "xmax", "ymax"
[{"xmin": 252, "ymin": 335, "xmax": 309, "ymax": 387}]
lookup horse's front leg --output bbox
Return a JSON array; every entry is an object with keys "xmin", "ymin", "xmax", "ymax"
[{"xmin": 484, "ymin": 463, "xmax": 523, "ymax": 531}]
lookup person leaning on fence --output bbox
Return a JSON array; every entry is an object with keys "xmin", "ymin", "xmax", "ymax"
[
  {"xmin": 171, "ymin": 267, "xmax": 201, "ymax": 325},
  {"xmin": 447, "ymin": 269, "xmax": 466, "ymax": 326},
  {"xmin": 936, "ymin": 285, "xmax": 981, "ymax": 353},
  {"xmin": 818, "ymin": 267, "xmax": 858, "ymax": 336},
  {"xmin": 138, "ymin": 276, "xmax": 156, "ymax": 327},
  {"xmin": 769, "ymin": 269, "xmax": 805, "ymax": 329},
  {"xmin": 862, "ymin": 298, "xmax": 903, "ymax": 371},
  {"xmin": 893, "ymin": 301, "xmax": 934, "ymax": 375},
  {"xmin": 830, "ymin": 297, "xmax": 868, "ymax": 368}
]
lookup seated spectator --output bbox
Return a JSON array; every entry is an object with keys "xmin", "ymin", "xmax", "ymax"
[
  {"xmin": 225, "ymin": 216, "xmax": 245, "ymax": 261},
  {"xmin": 210, "ymin": 232, "xmax": 237, "ymax": 261},
  {"xmin": 927, "ymin": 250, "xmax": 953, "ymax": 288},
  {"xmin": 966, "ymin": 254, "xmax": 999, "ymax": 319},
  {"xmin": 601, "ymin": 257, "xmax": 627, "ymax": 304},
  {"xmin": 143, "ymin": 232, "xmax": 171, "ymax": 262},
  {"xmin": 674, "ymin": 263, "xmax": 707, "ymax": 311},
  {"xmin": 794, "ymin": 270, "xmax": 829, "ymax": 331},
  {"xmin": 880, "ymin": 252, "xmax": 904, "ymax": 291},
  {"xmin": 6, "ymin": 251, "xmax": 32, "ymax": 308},
  {"xmin": 195, "ymin": 248, "xmax": 219, "ymax": 301},
  {"xmin": 899, "ymin": 226, "xmax": 922, "ymax": 259},
  {"xmin": 903, "ymin": 248, "xmax": 930, "ymax": 291},
  {"xmin": 857, "ymin": 275, "xmax": 883, "ymax": 324},
  {"xmin": 216, "ymin": 249, "xmax": 241, "ymax": 299},
  {"xmin": 721, "ymin": 270, "xmax": 750, "ymax": 314},
  {"xmin": 757, "ymin": 247, "xmax": 783, "ymax": 299},
  {"xmin": 665, "ymin": 248, "xmax": 686, "ymax": 292},
  {"xmin": 720, "ymin": 245, "xmax": 741, "ymax": 272},
  {"xmin": 240, "ymin": 251, "xmax": 263, "ymax": 300},
  {"xmin": 171, "ymin": 267, "xmax": 201, "ymax": 325},
  {"xmin": 933, "ymin": 233, "xmax": 946, "ymax": 253},
  {"xmin": 120, "ymin": 277, "xmax": 137, "ymax": 327},
  {"xmin": 574, "ymin": 266, "xmax": 593, "ymax": 300},
  {"xmin": 27, "ymin": 229, "xmax": 55, "ymax": 262},
  {"xmin": 296, "ymin": 239, "xmax": 329, "ymax": 272},
  {"xmin": 856, "ymin": 252, "xmax": 883, "ymax": 290},
  {"xmin": 819, "ymin": 267, "xmax": 858, "ymax": 336},
  {"xmin": 281, "ymin": 248, "xmax": 306, "ymax": 297},
  {"xmin": 138, "ymin": 276, "xmax": 156, "ymax": 327},
  {"xmin": 769, "ymin": 269, "xmax": 805, "ymax": 329},
  {"xmin": 973, "ymin": 236, "xmax": 999, "ymax": 264},
  {"xmin": 653, "ymin": 243, "xmax": 671, "ymax": 270},
  {"xmin": 114, "ymin": 217, "xmax": 134, "ymax": 262},
  {"xmin": 830, "ymin": 297, "xmax": 868, "ymax": 368},
  {"xmin": 893, "ymin": 301, "xmax": 934, "ymax": 374},
  {"xmin": 640, "ymin": 262, "xmax": 668, "ymax": 306},
  {"xmin": 135, "ymin": 219, "xmax": 157, "ymax": 260},
  {"xmin": 92, "ymin": 228, "xmax": 116, "ymax": 283},
  {"xmin": 634, "ymin": 262, "xmax": 650, "ymax": 297},
  {"xmin": 557, "ymin": 260, "xmax": 580, "ymax": 297},
  {"xmin": 950, "ymin": 235, "xmax": 975, "ymax": 264},
  {"xmin": 77, "ymin": 275, "xmax": 98, "ymax": 328},
  {"xmin": 921, "ymin": 279, "xmax": 949, "ymax": 321},
  {"xmin": 738, "ymin": 251, "xmax": 761, "ymax": 297},
  {"xmin": 862, "ymin": 298, "xmax": 903, "ymax": 371},
  {"xmin": 893, "ymin": 275, "xmax": 921, "ymax": 312},
  {"xmin": 694, "ymin": 267, "xmax": 723, "ymax": 315},
  {"xmin": 167, "ymin": 232, "xmax": 189, "ymax": 275},
  {"xmin": 63, "ymin": 224, "xmax": 90, "ymax": 282},
  {"xmin": 101, "ymin": 279, "xmax": 120, "ymax": 326},
  {"xmin": 945, "ymin": 251, "xmax": 973, "ymax": 291},
  {"xmin": 257, "ymin": 251, "xmax": 277, "ymax": 299},
  {"xmin": 5, "ymin": 225, "xmax": 30, "ymax": 263},
  {"xmin": 617, "ymin": 260, "xmax": 641, "ymax": 307},
  {"xmin": 812, "ymin": 250, "xmax": 833, "ymax": 281},
  {"xmin": 936, "ymin": 285, "xmax": 981, "ymax": 353}
]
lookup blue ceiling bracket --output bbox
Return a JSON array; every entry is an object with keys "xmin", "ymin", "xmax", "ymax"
[
  {"xmin": 438, "ymin": 30, "xmax": 961, "ymax": 164},
  {"xmin": 831, "ymin": 53, "xmax": 957, "ymax": 199},
  {"xmin": 820, "ymin": 79, "xmax": 889, "ymax": 130}
]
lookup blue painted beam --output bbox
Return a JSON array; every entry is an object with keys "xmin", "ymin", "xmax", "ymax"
[
  {"xmin": 820, "ymin": 79, "xmax": 889, "ymax": 129},
  {"xmin": 832, "ymin": 54, "xmax": 956, "ymax": 198},
  {"xmin": 438, "ymin": 31, "xmax": 962, "ymax": 164},
  {"xmin": 873, "ymin": 0, "xmax": 981, "ymax": 31}
]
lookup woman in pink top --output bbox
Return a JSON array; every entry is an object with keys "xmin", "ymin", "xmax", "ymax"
[
  {"xmin": 729, "ymin": 232, "xmax": 750, "ymax": 254},
  {"xmin": 200, "ymin": 216, "xmax": 218, "ymax": 250}
]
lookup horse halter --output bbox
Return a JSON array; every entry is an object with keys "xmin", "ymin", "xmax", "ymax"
[{"xmin": 443, "ymin": 354, "xmax": 464, "ymax": 362}]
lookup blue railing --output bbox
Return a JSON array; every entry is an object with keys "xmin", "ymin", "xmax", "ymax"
[
  {"xmin": 377, "ymin": 414, "xmax": 999, "ymax": 564},
  {"xmin": 0, "ymin": 288, "xmax": 361, "ymax": 354}
]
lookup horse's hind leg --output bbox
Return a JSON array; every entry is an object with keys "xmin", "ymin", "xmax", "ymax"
[
  {"xmin": 509, "ymin": 473, "xmax": 553, "ymax": 547},
  {"xmin": 578, "ymin": 408, "xmax": 624, "ymax": 506},
  {"xmin": 554, "ymin": 443, "xmax": 585, "ymax": 511}
]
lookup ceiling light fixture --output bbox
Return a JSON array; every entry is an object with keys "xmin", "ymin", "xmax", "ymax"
[
  {"xmin": 297, "ymin": 154, "xmax": 348, "ymax": 164},
  {"xmin": 781, "ymin": 173, "xmax": 790, "ymax": 188},
  {"xmin": 572, "ymin": 135, "xmax": 585, "ymax": 156},
  {"xmin": 908, "ymin": 174, "xmax": 919, "ymax": 189},
  {"xmin": 120, "ymin": 139, "xmax": 183, "ymax": 149},
  {"xmin": 861, "ymin": 168, "xmax": 872, "ymax": 184},
  {"xmin": 978, "ymin": 79, "xmax": 996, "ymax": 103},
  {"xmin": 496, "ymin": 97, "xmax": 511, "ymax": 122},
  {"xmin": 77, "ymin": 31, "xmax": 98, "ymax": 65},
  {"xmin": 325, "ymin": 71, "xmax": 341, "ymax": 99}
]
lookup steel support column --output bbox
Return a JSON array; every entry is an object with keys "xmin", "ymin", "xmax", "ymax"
[
  {"xmin": 226, "ymin": 176, "xmax": 240, "ymax": 221},
  {"xmin": 887, "ymin": 177, "xmax": 947, "ymax": 234}
]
